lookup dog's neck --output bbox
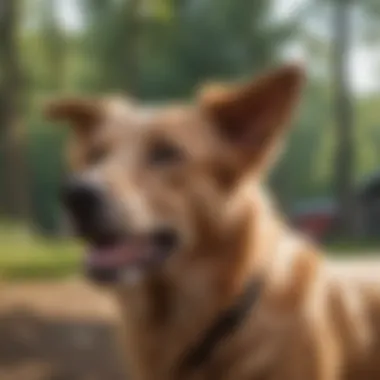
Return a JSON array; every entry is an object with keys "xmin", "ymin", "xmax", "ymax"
[{"xmin": 115, "ymin": 185, "xmax": 317, "ymax": 380}]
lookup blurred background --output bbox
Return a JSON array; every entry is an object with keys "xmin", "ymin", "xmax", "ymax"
[{"xmin": 1, "ymin": 0, "xmax": 380, "ymax": 379}]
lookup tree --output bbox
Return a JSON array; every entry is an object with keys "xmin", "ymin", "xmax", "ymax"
[
  {"xmin": 80, "ymin": 0, "xmax": 296, "ymax": 99},
  {"xmin": 41, "ymin": 0, "xmax": 66, "ymax": 91},
  {"xmin": 81, "ymin": 0, "xmax": 142, "ymax": 94},
  {"xmin": 332, "ymin": 0, "xmax": 357, "ymax": 236},
  {"xmin": 0, "ymin": 0, "xmax": 30, "ymax": 220}
]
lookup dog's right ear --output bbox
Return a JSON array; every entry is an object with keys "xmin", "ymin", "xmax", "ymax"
[
  {"xmin": 199, "ymin": 65, "xmax": 304, "ymax": 174},
  {"xmin": 44, "ymin": 98, "xmax": 102, "ymax": 134}
]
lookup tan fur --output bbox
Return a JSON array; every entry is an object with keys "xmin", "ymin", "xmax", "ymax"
[{"xmin": 47, "ymin": 65, "xmax": 380, "ymax": 380}]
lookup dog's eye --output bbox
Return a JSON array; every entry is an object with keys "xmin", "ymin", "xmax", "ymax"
[
  {"xmin": 88, "ymin": 146, "xmax": 107, "ymax": 165},
  {"xmin": 148, "ymin": 141, "xmax": 184, "ymax": 166}
]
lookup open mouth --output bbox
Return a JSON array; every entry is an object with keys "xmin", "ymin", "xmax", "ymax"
[{"xmin": 84, "ymin": 229, "xmax": 179, "ymax": 284}]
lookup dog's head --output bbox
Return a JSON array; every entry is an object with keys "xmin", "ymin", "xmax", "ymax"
[{"xmin": 46, "ymin": 65, "xmax": 304, "ymax": 285}]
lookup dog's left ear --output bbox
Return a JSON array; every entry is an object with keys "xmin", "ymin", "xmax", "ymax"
[
  {"xmin": 44, "ymin": 97, "xmax": 102, "ymax": 136},
  {"xmin": 200, "ymin": 64, "xmax": 305, "ymax": 172}
]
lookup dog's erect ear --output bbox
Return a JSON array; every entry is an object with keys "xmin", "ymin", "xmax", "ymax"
[
  {"xmin": 44, "ymin": 98, "xmax": 102, "ymax": 134},
  {"xmin": 200, "ymin": 64, "xmax": 305, "ymax": 171}
]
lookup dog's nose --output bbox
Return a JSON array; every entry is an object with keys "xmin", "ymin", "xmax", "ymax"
[{"xmin": 61, "ymin": 176, "xmax": 106, "ymax": 235}]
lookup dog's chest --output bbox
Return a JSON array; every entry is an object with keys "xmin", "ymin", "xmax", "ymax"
[{"xmin": 120, "ymin": 302, "xmax": 293, "ymax": 380}]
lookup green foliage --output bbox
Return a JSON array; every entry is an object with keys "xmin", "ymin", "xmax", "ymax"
[
  {"xmin": 270, "ymin": 81, "xmax": 334, "ymax": 207},
  {"xmin": 80, "ymin": 0, "xmax": 295, "ymax": 98},
  {"xmin": 28, "ymin": 124, "xmax": 66, "ymax": 233},
  {"xmin": 1, "ymin": 0, "xmax": 380, "ymax": 234}
]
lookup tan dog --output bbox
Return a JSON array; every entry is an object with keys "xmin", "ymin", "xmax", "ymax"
[{"xmin": 47, "ymin": 65, "xmax": 380, "ymax": 380}]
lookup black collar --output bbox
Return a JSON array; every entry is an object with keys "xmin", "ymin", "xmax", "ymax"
[{"xmin": 178, "ymin": 277, "xmax": 263, "ymax": 375}]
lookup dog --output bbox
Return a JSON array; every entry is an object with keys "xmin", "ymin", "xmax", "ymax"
[{"xmin": 46, "ymin": 65, "xmax": 380, "ymax": 380}]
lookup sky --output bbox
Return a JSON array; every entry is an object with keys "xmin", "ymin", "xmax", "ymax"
[{"xmin": 57, "ymin": 0, "xmax": 379, "ymax": 95}]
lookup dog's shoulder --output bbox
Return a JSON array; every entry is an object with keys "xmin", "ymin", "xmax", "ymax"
[{"xmin": 321, "ymin": 257, "xmax": 380, "ymax": 364}]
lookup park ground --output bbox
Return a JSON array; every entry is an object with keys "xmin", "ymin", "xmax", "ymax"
[
  {"xmin": 0, "ymin": 280, "xmax": 126, "ymax": 380},
  {"xmin": 0, "ymin": 225, "xmax": 128, "ymax": 380}
]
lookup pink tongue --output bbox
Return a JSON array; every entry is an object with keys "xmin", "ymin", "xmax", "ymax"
[{"xmin": 86, "ymin": 241, "xmax": 149, "ymax": 268}]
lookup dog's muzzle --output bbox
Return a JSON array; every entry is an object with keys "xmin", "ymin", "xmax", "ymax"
[{"xmin": 60, "ymin": 175, "xmax": 179, "ymax": 284}]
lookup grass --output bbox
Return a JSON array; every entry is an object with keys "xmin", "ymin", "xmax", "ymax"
[
  {"xmin": 326, "ymin": 238, "xmax": 380, "ymax": 255},
  {"xmin": 0, "ymin": 223, "xmax": 81, "ymax": 280}
]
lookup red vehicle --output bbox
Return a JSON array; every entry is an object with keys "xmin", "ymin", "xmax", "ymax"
[
  {"xmin": 292, "ymin": 199, "xmax": 337, "ymax": 241},
  {"xmin": 291, "ymin": 172, "xmax": 380, "ymax": 241}
]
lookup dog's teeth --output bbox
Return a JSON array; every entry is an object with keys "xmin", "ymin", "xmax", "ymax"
[{"xmin": 122, "ymin": 267, "xmax": 143, "ymax": 285}]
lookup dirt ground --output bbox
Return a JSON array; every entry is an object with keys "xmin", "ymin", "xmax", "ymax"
[
  {"xmin": 0, "ymin": 279, "xmax": 128, "ymax": 380},
  {"xmin": 3, "ymin": 256, "xmax": 377, "ymax": 380}
]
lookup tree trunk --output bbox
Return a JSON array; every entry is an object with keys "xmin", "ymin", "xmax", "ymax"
[
  {"xmin": 0, "ymin": 0, "xmax": 30, "ymax": 220},
  {"xmin": 123, "ymin": 0, "xmax": 141, "ymax": 96},
  {"xmin": 43, "ymin": 0, "xmax": 66, "ymax": 91},
  {"xmin": 332, "ymin": 0, "xmax": 357, "ymax": 237}
]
